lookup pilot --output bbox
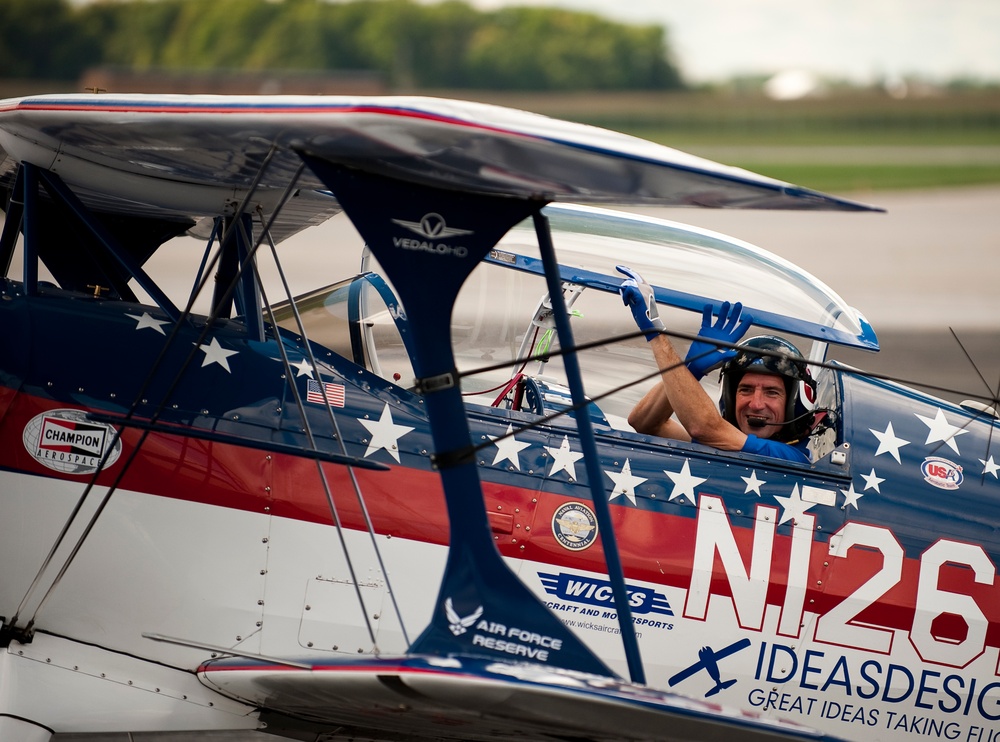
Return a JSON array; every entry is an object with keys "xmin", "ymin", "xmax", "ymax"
[{"xmin": 618, "ymin": 266, "xmax": 815, "ymax": 464}]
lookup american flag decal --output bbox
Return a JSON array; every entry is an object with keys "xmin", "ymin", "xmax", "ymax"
[{"xmin": 306, "ymin": 380, "xmax": 346, "ymax": 407}]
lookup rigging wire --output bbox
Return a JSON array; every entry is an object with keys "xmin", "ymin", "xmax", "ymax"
[
  {"xmin": 256, "ymin": 219, "xmax": 391, "ymax": 649},
  {"xmin": 464, "ymin": 325, "xmax": 539, "ymax": 399},
  {"xmin": 12, "ymin": 149, "xmax": 399, "ymax": 653},
  {"xmin": 949, "ymin": 327, "xmax": 1000, "ymax": 405},
  {"xmin": 459, "ymin": 325, "xmax": 1000, "ymax": 408},
  {"xmin": 949, "ymin": 327, "xmax": 1000, "ymax": 484},
  {"xmin": 13, "ymin": 150, "xmax": 302, "ymax": 634},
  {"xmin": 453, "ymin": 326, "xmax": 1000, "ymax": 461}
]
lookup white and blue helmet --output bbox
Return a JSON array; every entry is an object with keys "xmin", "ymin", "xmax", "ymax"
[{"xmin": 720, "ymin": 336, "xmax": 817, "ymax": 442}]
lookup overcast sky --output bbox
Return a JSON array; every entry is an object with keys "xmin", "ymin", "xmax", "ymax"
[{"xmin": 466, "ymin": 0, "xmax": 1000, "ymax": 84}]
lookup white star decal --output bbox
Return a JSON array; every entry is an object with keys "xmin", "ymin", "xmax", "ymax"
[
  {"xmin": 490, "ymin": 425, "xmax": 531, "ymax": 470},
  {"xmin": 774, "ymin": 484, "xmax": 816, "ymax": 525},
  {"xmin": 915, "ymin": 408, "xmax": 969, "ymax": 455},
  {"xmin": 127, "ymin": 312, "xmax": 170, "ymax": 335},
  {"xmin": 981, "ymin": 456, "xmax": 1000, "ymax": 479},
  {"xmin": 359, "ymin": 404, "xmax": 414, "ymax": 462},
  {"xmin": 664, "ymin": 459, "xmax": 707, "ymax": 502},
  {"xmin": 861, "ymin": 468, "xmax": 885, "ymax": 493},
  {"xmin": 870, "ymin": 422, "xmax": 910, "ymax": 464},
  {"xmin": 840, "ymin": 483, "xmax": 864, "ymax": 510},
  {"xmin": 291, "ymin": 358, "xmax": 315, "ymax": 378},
  {"xmin": 605, "ymin": 459, "xmax": 647, "ymax": 505},
  {"xmin": 545, "ymin": 436, "xmax": 584, "ymax": 480},
  {"xmin": 196, "ymin": 337, "xmax": 239, "ymax": 373},
  {"xmin": 742, "ymin": 470, "xmax": 766, "ymax": 496}
]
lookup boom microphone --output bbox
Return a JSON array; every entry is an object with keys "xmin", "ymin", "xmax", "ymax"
[{"xmin": 770, "ymin": 408, "xmax": 834, "ymax": 427}]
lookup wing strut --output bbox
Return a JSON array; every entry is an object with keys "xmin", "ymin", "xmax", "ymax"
[
  {"xmin": 531, "ymin": 210, "xmax": 645, "ymax": 683},
  {"xmin": 255, "ymin": 224, "xmax": 411, "ymax": 648},
  {"xmin": 0, "ymin": 164, "xmax": 24, "ymax": 276},
  {"xmin": 212, "ymin": 212, "xmax": 266, "ymax": 342},
  {"xmin": 303, "ymin": 155, "xmax": 646, "ymax": 680},
  {"xmin": 28, "ymin": 164, "xmax": 182, "ymax": 318},
  {"xmin": 19, "ymin": 163, "xmax": 38, "ymax": 295}
]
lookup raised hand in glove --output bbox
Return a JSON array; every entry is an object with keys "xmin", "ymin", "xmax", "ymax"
[
  {"xmin": 685, "ymin": 301, "xmax": 753, "ymax": 380},
  {"xmin": 617, "ymin": 265, "xmax": 664, "ymax": 341}
]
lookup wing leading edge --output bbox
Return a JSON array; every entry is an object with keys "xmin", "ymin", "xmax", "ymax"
[{"xmin": 199, "ymin": 654, "xmax": 838, "ymax": 742}]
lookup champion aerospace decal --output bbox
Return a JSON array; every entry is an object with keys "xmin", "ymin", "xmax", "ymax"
[{"xmin": 23, "ymin": 408, "xmax": 122, "ymax": 474}]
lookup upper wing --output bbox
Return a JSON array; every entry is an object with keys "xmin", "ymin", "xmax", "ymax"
[{"xmin": 0, "ymin": 94, "xmax": 879, "ymax": 245}]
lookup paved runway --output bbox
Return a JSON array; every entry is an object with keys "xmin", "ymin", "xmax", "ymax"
[{"xmin": 623, "ymin": 185, "xmax": 1000, "ymax": 331}]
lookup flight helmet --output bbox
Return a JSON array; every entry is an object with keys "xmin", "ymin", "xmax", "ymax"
[{"xmin": 719, "ymin": 336, "xmax": 816, "ymax": 442}]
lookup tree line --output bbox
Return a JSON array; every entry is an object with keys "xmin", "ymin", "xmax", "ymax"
[{"xmin": 1, "ymin": 0, "xmax": 683, "ymax": 91}]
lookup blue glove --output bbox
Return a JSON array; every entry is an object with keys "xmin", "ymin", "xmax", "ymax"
[
  {"xmin": 617, "ymin": 265, "xmax": 664, "ymax": 341},
  {"xmin": 685, "ymin": 301, "xmax": 753, "ymax": 379}
]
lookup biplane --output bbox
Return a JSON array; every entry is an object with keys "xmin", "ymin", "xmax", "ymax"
[{"xmin": 0, "ymin": 93, "xmax": 997, "ymax": 742}]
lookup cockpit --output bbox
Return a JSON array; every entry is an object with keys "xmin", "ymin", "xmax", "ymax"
[{"xmin": 272, "ymin": 204, "xmax": 878, "ymax": 464}]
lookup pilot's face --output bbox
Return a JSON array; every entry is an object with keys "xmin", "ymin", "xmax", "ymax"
[{"xmin": 734, "ymin": 372, "xmax": 787, "ymax": 439}]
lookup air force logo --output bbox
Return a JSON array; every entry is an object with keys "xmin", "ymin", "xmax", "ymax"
[{"xmin": 445, "ymin": 597, "xmax": 483, "ymax": 635}]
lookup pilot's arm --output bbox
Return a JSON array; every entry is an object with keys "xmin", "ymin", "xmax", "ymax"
[
  {"xmin": 628, "ymin": 382, "xmax": 691, "ymax": 441},
  {"xmin": 618, "ymin": 267, "xmax": 751, "ymax": 451},
  {"xmin": 645, "ymin": 330, "xmax": 745, "ymax": 451}
]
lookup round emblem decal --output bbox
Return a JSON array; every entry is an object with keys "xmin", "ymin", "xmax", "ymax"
[
  {"xmin": 921, "ymin": 456, "xmax": 963, "ymax": 490},
  {"xmin": 23, "ymin": 408, "xmax": 122, "ymax": 475},
  {"xmin": 552, "ymin": 502, "xmax": 598, "ymax": 551}
]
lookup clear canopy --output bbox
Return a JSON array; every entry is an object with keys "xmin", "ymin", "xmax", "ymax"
[
  {"xmin": 279, "ymin": 204, "xmax": 877, "ymax": 430},
  {"xmin": 493, "ymin": 204, "xmax": 876, "ymax": 350}
]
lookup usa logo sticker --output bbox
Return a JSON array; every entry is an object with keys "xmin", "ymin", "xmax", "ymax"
[{"xmin": 921, "ymin": 456, "xmax": 963, "ymax": 490}]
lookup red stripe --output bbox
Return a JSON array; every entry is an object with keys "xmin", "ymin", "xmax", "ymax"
[{"xmin": 6, "ymin": 394, "xmax": 1000, "ymax": 649}]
